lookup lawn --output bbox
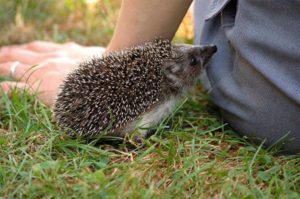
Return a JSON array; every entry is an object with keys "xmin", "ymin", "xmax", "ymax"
[{"xmin": 0, "ymin": 1, "xmax": 300, "ymax": 198}]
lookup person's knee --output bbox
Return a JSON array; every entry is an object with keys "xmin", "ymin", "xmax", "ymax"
[{"xmin": 220, "ymin": 108, "xmax": 300, "ymax": 154}]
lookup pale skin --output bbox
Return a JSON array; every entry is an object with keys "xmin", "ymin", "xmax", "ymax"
[{"xmin": 0, "ymin": 0, "xmax": 192, "ymax": 108}]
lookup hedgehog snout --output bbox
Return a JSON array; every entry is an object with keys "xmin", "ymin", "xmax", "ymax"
[{"xmin": 198, "ymin": 45, "xmax": 217, "ymax": 66}]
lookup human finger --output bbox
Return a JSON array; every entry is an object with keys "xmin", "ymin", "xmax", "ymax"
[
  {"xmin": 0, "ymin": 81, "xmax": 30, "ymax": 95},
  {"xmin": 0, "ymin": 48, "xmax": 42, "ymax": 64},
  {"xmin": 21, "ymin": 41, "xmax": 81, "ymax": 52},
  {"xmin": 0, "ymin": 61, "xmax": 37, "ymax": 81},
  {"xmin": 0, "ymin": 46, "xmax": 68, "ymax": 63},
  {"xmin": 21, "ymin": 41, "xmax": 62, "ymax": 52},
  {"xmin": 0, "ymin": 41, "xmax": 75, "ymax": 53},
  {"xmin": 0, "ymin": 46, "xmax": 86, "ymax": 64},
  {"xmin": 20, "ymin": 42, "xmax": 105, "ymax": 60}
]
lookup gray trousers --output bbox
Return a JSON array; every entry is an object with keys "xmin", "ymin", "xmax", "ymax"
[{"xmin": 194, "ymin": 0, "xmax": 300, "ymax": 153}]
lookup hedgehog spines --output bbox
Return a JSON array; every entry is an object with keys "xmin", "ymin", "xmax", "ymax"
[{"xmin": 54, "ymin": 39, "xmax": 173, "ymax": 138}]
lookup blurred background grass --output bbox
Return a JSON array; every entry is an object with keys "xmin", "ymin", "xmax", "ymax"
[{"xmin": 0, "ymin": 0, "xmax": 194, "ymax": 46}]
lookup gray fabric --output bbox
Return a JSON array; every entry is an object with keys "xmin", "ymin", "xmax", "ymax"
[{"xmin": 194, "ymin": 0, "xmax": 300, "ymax": 153}]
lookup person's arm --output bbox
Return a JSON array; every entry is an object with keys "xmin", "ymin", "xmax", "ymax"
[{"xmin": 106, "ymin": 0, "xmax": 192, "ymax": 53}]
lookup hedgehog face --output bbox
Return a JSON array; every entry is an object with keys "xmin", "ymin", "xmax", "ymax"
[{"xmin": 163, "ymin": 44, "xmax": 217, "ymax": 88}]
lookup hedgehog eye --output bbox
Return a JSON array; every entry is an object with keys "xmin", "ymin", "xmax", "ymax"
[{"xmin": 189, "ymin": 56, "xmax": 198, "ymax": 66}]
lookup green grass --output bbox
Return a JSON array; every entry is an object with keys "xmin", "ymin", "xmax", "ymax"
[
  {"xmin": 1, "ymin": 89, "xmax": 300, "ymax": 198},
  {"xmin": 1, "ymin": 1, "xmax": 300, "ymax": 198}
]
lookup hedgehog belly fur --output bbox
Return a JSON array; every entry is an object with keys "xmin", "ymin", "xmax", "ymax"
[{"xmin": 135, "ymin": 96, "xmax": 180, "ymax": 136}]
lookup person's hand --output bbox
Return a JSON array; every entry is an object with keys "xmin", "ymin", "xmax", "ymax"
[{"xmin": 0, "ymin": 41, "xmax": 105, "ymax": 107}]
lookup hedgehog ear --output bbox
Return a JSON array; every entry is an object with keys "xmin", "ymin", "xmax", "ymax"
[
  {"xmin": 162, "ymin": 63, "xmax": 172, "ymax": 75},
  {"xmin": 162, "ymin": 60, "xmax": 179, "ymax": 75},
  {"xmin": 162, "ymin": 66, "xmax": 171, "ymax": 75}
]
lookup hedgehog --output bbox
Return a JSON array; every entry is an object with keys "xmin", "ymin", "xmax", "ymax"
[{"xmin": 54, "ymin": 39, "xmax": 217, "ymax": 139}]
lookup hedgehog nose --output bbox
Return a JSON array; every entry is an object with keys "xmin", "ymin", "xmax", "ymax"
[
  {"xmin": 201, "ymin": 44, "xmax": 217, "ymax": 65},
  {"xmin": 204, "ymin": 44, "xmax": 217, "ymax": 54}
]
